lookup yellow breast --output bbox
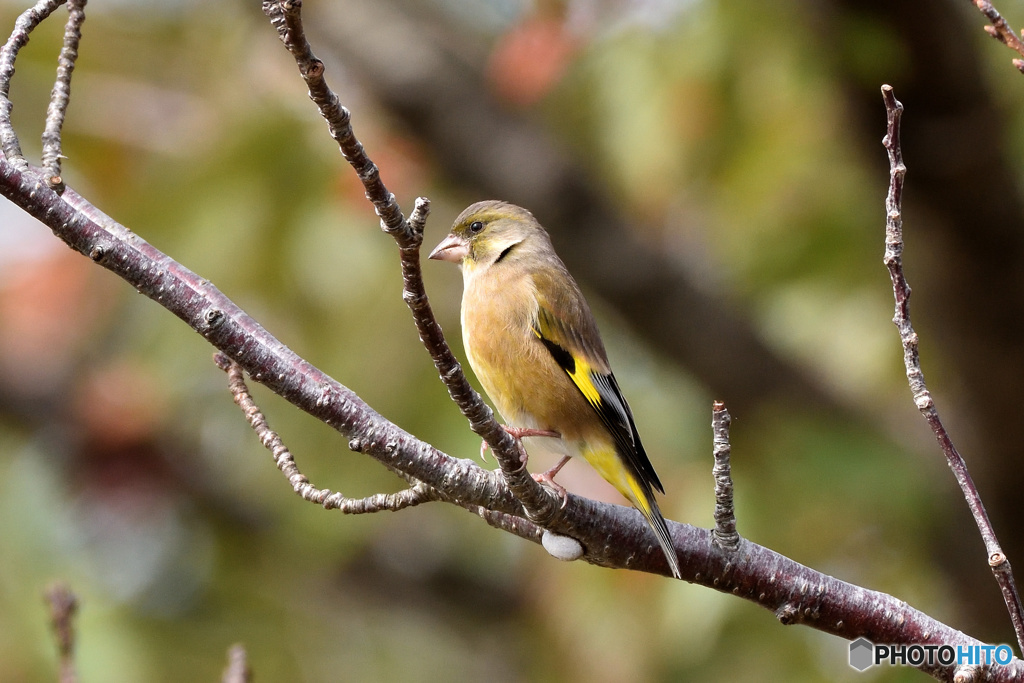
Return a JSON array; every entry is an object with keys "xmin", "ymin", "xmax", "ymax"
[{"xmin": 461, "ymin": 266, "xmax": 593, "ymax": 443}]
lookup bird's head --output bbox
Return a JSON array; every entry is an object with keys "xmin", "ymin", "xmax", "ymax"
[{"xmin": 429, "ymin": 200, "xmax": 544, "ymax": 271}]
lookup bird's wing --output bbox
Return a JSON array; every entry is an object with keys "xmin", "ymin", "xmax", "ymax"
[{"xmin": 531, "ymin": 277, "xmax": 664, "ymax": 494}]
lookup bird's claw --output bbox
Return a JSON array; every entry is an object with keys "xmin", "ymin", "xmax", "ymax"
[
  {"xmin": 532, "ymin": 455, "xmax": 571, "ymax": 509},
  {"xmin": 494, "ymin": 427, "xmax": 568, "ymax": 508},
  {"xmin": 532, "ymin": 470, "xmax": 569, "ymax": 508},
  {"xmin": 500, "ymin": 425, "xmax": 560, "ymax": 467}
]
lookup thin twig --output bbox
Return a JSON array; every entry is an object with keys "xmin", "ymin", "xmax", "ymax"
[
  {"xmin": 262, "ymin": 0, "xmax": 405, "ymax": 237},
  {"xmin": 881, "ymin": 84, "xmax": 1024, "ymax": 654},
  {"xmin": 711, "ymin": 401, "xmax": 739, "ymax": 552},
  {"xmin": 968, "ymin": 0, "xmax": 1024, "ymax": 73},
  {"xmin": 217, "ymin": 347, "xmax": 573, "ymax": 556},
  {"xmin": 261, "ymin": 0, "xmax": 563, "ymax": 525},
  {"xmin": 217, "ymin": 353, "xmax": 443, "ymax": 513},
  {"xmin": 40, "ymin": 0, "xmax": 85, "ymax": 191},
  {"xmin": 45, "ymin": 582, "xmax": 78, "ymax": 683},
  {"xmin": 221, "ymin": 644, "xmax": 252, "ymax": 683},
  {"xmin": 474, "ymin": 505, "xmax": 545, "ymax": 542},
  {"xmin": 0, "ymin": 0, "xmax": 67, "ymax": 169}
]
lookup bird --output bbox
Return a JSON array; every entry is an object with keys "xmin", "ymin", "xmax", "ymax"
[{"xmin": 429, "ymin": 200, "xmax": 681, "ymax": 579}]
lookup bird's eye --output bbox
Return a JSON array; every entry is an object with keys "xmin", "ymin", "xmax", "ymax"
[{"xmin": 468, "ymin": 221, "xmax": 484, "ymax": 234}]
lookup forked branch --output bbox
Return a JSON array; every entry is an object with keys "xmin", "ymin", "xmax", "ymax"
[
  {"xmin": 967, "ymin": 0, "xmax": 1024, "ymax": 73},
  {"xmin": 216, "ymin": 353, "xmax": 444, "ymax": 513},
  {"xmin": 262, "ymin": 0, "xmax": 564, "ymax": 525}
]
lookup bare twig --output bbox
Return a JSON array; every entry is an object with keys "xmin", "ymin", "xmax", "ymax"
[
  {"xmin": 968, "ymin": 0, "xmax": 1024, "ymax": 73},
  {"xmin": 261, "ymin": 0, "xmax": 405, "ymax": 237},
  {"xmin": 475, "ymin": 505, "xmax": 546, "ymax": 543},
  {"xmin": 261, "ymin": 0, "xmax": 563, "ymax": 525},
  {"xmin": 217, "ymin": 354, "xmax": 443, "ymax": 513},
  {"xmin": 710, "ymin": 401, "xmax": 739, "ymax": 552},
  {"xmin": 221, "ymin": 644, "xmax": 252, "ymax": 683},
  {"xmin": 45, "ymin": 582, "xmax": 78, "ymax": 683},
  {"xmin": 0, "ymin": 0, "xmax": 67, "ymax": 169},
  {"xmin": 882, "ymin": 84, "xmax": 1024, "ymax": 654},
  {"xmin": 40, "ymin": 0, "xmax": 85, "ymax": 191}
]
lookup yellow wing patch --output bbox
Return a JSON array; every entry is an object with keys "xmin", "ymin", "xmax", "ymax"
[
  {"xmin": 563, "ymin": 351, "xmax": 601, "ymax": 406},
  {"xmin": 531, "ymin": 310, "xmax": 602, "ymax": 408},
  {"xmin": 529, "ymin": 326, "xmax": 599, "ymax": 406}
]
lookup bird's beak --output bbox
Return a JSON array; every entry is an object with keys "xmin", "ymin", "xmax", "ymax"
[{"xmin": 428, "ymin": 233, "xmax": 469, "ymax": 263}]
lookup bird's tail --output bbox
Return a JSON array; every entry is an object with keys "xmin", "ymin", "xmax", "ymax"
[
  {"xmin": 580, "ymin": 443, "xmax": 681, "ymax": 578},
  {"xmin": 630, "ymin": 483, "xmax": 682, "ymax": 580}
]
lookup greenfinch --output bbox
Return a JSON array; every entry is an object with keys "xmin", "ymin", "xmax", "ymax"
[{"xmin": 429, "ymin": 200, "xmax": 681, "ymax": 578}]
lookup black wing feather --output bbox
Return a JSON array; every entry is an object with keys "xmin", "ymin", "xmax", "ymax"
[{"xmin": 533, "ymin": 310, "xmax": 664, "ymax": 495}]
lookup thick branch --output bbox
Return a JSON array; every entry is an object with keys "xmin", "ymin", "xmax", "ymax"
[{"xmin": 2, "ymin": 161, "xmax": 1017, "ymax": 679}]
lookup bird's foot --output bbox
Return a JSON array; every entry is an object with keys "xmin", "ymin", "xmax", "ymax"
[
  {"xmin": 500, "ymin": 426, "xmax": 561, "ymax": 467},
  {"xmin": 481, "ymin": 426, "xmax": 558, "ymax": 462},
  {"xmin": 532, "ymin": 455, "xmax": 571, "ymax": 509}
]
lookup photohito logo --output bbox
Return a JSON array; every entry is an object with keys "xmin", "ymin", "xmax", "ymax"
[{"xmin": 848, "ymin": 638, "xmax": 1013, "ymax": 671}]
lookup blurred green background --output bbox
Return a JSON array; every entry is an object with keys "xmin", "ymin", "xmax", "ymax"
[{"xmin": 1, "ymin": 0, "xmax": 1023, "ymax": 680}]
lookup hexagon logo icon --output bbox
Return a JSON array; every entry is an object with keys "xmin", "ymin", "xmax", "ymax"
[{"xmin": 849, "ymin": 637, "xmax": 874, "ymax": 671}]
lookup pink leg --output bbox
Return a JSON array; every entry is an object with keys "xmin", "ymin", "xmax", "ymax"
[
  {"xmin": 480, "ymin": 426, "xmax": 560, "ymax": 463},
  {"xmin": 486, "ymin": 426, "xmax": 569, "ymax": 505},
  {"xmin": 503, "ymin": 425, "xmax": 560, "ymax": 467},
  {"xmin": 532, "ymin": 455, "xmax": 571, "ymax": 505},
  {"xmin": 504, "ymin": 426, "xmax": 561, "ymax": 440}
]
